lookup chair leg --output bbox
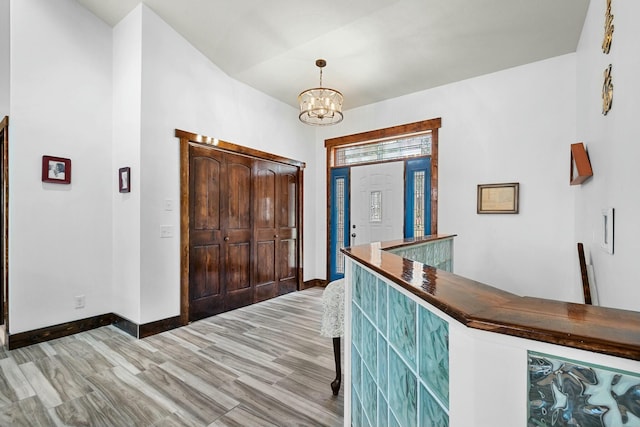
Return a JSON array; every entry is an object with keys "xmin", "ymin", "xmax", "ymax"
[{"xmin": 331, "ymin": 337, "xmax": 341, "ymax": 396}]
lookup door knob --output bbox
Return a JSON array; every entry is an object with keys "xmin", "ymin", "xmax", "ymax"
[
  {"xmin": 274, "ymin": 234, "xmax": 279, "ymax": 238},
  {"xmin": 224, "ymin": 236, "xmax": 230, "ymax": 241}
]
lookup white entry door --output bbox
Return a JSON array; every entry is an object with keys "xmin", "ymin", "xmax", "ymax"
[{"xmin": 350, "ymin": 162, "xmax": 404, "ymax": 246}]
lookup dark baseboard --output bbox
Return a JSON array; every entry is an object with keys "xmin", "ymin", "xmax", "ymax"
[
  {"xmin": 302, "ymin": 278, "xmax": 328, "ymax": 289},
  {"xmin": 7, "ymin": 313, "xmax": 117, "ymax": 350},
  {"xmin": 139, "ymin": 316, "xmax": 182, "ymax": 338},
  {"xmin": 6, "ymin": 284, "xmax": 320, "ymax": 349},
  {"xmin": 113, "ymin": 315, "xmax": 139, "ymax": 338},
  {"xmin": 7, "ymin": 313, "xmax": 183, "ymax": 350}
]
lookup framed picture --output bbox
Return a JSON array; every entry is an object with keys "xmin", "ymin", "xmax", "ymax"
[
  {"xmin": 601, "ymin": 207, "xmax": 614, "ymax": 254},
  {"xmin": 119, "ymin": 167, "xmax": 131, "ymax": 193},
  {"xmin": 477, "ymin": 183, "xmax": 519, "ymax": 214},
  {"xmin": 42, "ymin": 155, "xmax": 71, "ymax": 184}
]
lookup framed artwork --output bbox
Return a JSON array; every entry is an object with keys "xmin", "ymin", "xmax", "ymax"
[
  {"xmin": 42, "ymin": 155, "xmax": 71, "ymax": 184},
  {"xmin": 601, "ymin": 207, "xmax": 614, "ymax": 254},
  {"xmin": 119, "ymin": 167, "xmax": 131, "ymax": 193},
  {"xmin": 477, "ymin": 183, "xmax": 519, "ymax": 214}
]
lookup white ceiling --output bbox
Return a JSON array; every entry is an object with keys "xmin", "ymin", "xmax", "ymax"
[{"xmin": 75, "ymin": 0, "xmax": 590, "ymax": 111}]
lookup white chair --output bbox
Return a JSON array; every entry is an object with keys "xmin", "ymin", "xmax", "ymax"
[{"xmin": 320, "ymin": 279, "xmax": 345, "ymax": 395}]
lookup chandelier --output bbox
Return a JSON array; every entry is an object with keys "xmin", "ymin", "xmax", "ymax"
[{"xmin": 298, "ymin": 59, "xmax": 344, "ymax": 126}]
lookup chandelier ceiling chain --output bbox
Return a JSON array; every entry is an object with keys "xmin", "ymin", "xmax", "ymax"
[{"xmin": 298, "ymin": 59, "xmax": 344, "ymax": 126}]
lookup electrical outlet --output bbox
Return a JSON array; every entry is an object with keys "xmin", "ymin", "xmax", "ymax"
[
  {"xmin": 160, "ymin": 225, "xmax": 173, "ymax": 238},
  {"xmin": 164, "ymin": 199, "xmax": 174, "ymax": 211},
  {"xmin": 75, "ymin": 295, "xmax": 85, "ymax": 309}
]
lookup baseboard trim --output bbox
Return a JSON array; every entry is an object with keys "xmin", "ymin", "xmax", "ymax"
[
  {"xmin": 112, "ymin": 315, "xmax": 139, "ymax": 338},
  {"xmin": 6, "ymin": 286, "xmax": 319, "ymax": 349},
  {"xmin": 139, "ymin": 316, "xmax": 182, "ymax": 338},
  {"xmin": 7, "ymin": 313, "xmax": 117, "ymax": 350},
  {"xmin": 7, "ymin": 313, "xmax": 183, "ymax": 350},
  {"xmin": 302, "ymin": 278, "xmax": 328, "ymax": 289}
]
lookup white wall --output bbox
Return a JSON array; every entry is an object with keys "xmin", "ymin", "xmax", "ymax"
[
  {"xmin": 112, "ymin": 6, "xmax": 142, "ymax": 323},
  {"xmin": 575, "ymin": 1, "xmax": 640, "ymax": 311},
  {"xmin": 136, "ymin": 6, "xmax": 317, "ymax": 323},
  {"xmin": 316, "ymin": 55, "xmax": 579, "ymax": 303},
  {"xmin": 5, "ymin": 2, "xmax": 320, "ymax": 333},
  {"xmin": 0, "ymin": 0, "xmax": 8, "ymax": 118},
  {"xmin": 8, "ymin": 0, "xmax": 113, "ymax": 332},
  {"xmin": 11, "ymin": 0, "xmax": 637, "ymax": 333}
]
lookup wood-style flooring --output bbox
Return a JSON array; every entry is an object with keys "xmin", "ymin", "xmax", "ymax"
[{"xmin": 0, "ymin": 287, "xmax": 344, "ymax": 426}]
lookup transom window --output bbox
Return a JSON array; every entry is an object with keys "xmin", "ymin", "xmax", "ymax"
[{"xmin": 334, "ymin": 132, "xmax": 432, "ymax": 167}]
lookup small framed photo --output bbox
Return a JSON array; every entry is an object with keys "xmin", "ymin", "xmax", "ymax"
[
  {"xmin": 42, "ymin": 155, "xmax": 71, "ymax": 184},
  {"xmin": 477, "ymin": 183, "xmax": 519, "ymax": 214},
  {"xmin": 119, "ymin": 167, "xmax": 131, "ymax": 193},
  {"xmin": 601, "ymin": 207, "xmax": 614, "ymax": 254}
]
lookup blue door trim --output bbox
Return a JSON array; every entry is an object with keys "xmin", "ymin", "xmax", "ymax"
[
  {"xmin": 329, "ymin": 167, "xmax": 350, "ymax": 281},
  {"xmin": 404, "ymin": 158, "xmax": 431, "ymax": 238}
]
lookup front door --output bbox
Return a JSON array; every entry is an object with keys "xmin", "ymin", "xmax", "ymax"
[
  {"xmin": 328, "ymin": 158, "xmax": 432, "ymax": 281},
  {"xmin": 350, "ymin": 162, "xmax": 404, "ymax": 246}
]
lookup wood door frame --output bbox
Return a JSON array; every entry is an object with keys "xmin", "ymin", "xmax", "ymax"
[
  {"xmin": 0, "ymin": 116, "xmax": 8, "ymax": 332},
  {"xmin": 324, "ymin": 118, "xmax": 441, "ymax": 281},
  {"xmin": 175, "ymin": 129, "xmax": 305, "ymax": 325}
]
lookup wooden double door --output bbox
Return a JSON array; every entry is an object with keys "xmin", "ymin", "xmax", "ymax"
[{"xmin": 188, "ymin": 144, "xmax": 300, "ymax": 321}]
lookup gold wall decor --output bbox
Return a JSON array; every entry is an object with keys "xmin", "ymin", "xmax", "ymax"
[
  {"xmin": 602, "ymin": 64, "xmax": 613, "ymax": 115},
  {"xmin": 602, "ymin": 0, "xmax": 614, "ymax": 54}
]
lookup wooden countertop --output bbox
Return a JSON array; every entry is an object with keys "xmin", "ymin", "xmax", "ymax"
[{"xmin": 343, "ymin": 237, "xmax": 640, "ymax": 361}]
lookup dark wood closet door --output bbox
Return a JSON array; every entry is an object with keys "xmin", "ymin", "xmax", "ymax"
[
  {"xmin": 277, "ymin": 165, "xmax": 299, "ymax": 295},
  {"xmin": 178, "ymin": 128, "xmax": 304, "ymax": 324},
  {"xmin": 223, "ymin": 154, "xmax": 253, "ymax": 311},
  {"xmin": 254, "ymin": 160, "xmax": 278, "ymax": 302},
  {"xmin": 189, "ymin": 145, "xmax": 225, "ymax": 320}
]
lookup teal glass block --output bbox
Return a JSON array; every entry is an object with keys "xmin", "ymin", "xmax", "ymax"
[
  {"xmin": 362, "ymin": 361, "xmax": 377, "ymax": 427},
  {"xmin": 388, "ymin": 348, "xmax": 417, "ymax": 427},
  {"xmin": 378, "ymin": 392, "xmax": 388, "ymax": 427},
  {"xmin": 377, "ymin": 278, "xmax": 388, "ymax": 336},
  {"xmin": 420, "ymin": 384, "xmax": 449, "ymax": 427},
  {"xmin": 352, "ymin": 304, "xmax": 362, "ymax": 353},
  {"xmin": 389, "ymin": 286, "xmax": 417, "ymax": 369},
  {"xmin": 419, "ymin": 306, "xmax": 449, "ymax": 407},
  {"xmin": 353, "ymin": 264, "xmax": 363, "ymax": 306},
  {"xmin": 378, "ymin": 333, "xmax": 388, "ymax": 399},
  {"xmin": 352, "ymin": 343, "xmax": 362, "ymax": 399},
  {"xmin": 352, "ymin": 386, "xmax": 363, "ymax": 427},
  {"xmin": 388, "ymin": 406, "xmax": 402, "ymax": 427},
  {"xmin": 388, "ymin": 239, "xmax": 453, "ymax": 272},
  {"xmin": 361, "ymin": 269, "xmax": 377, "ymax": 320},
  {"xmin": 362, "ymin": 315, "xmax": 377, "ymax": 380}
]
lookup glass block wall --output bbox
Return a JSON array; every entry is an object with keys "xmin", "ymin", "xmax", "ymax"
[
  {"xmin": 352, "ymin": 264, "xmax": 449, "ymax": 427},
  {"xmin": 388, "ymin": 238, "xmax": 453, "ymax": 272}
]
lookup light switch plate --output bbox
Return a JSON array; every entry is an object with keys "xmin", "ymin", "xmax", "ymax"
[{"xmin": 160, "ymin": 225, "xmax": 173, "ymax": 238}]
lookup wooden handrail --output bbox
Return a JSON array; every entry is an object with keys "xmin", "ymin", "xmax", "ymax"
[{"xmin": 343, "ymin": 237, "xmax": 640, "ymax": 361}]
